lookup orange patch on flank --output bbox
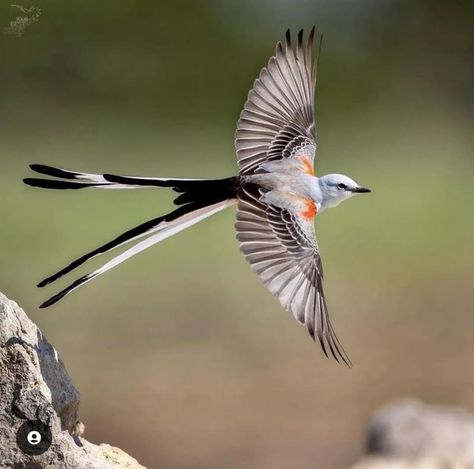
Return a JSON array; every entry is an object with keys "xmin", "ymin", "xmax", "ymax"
[
  {"xmin": 300, "ymin": 200, "xmax": 317, "ymax": 220},
  {"xmin": 299, "ymin": 156, "xmax": 314, "ymax": 175}
]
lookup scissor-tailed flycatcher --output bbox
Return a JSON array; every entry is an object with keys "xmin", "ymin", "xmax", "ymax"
[{"xmin": 24, "ymin": 28, "xmax": 370, "ymax": 365}]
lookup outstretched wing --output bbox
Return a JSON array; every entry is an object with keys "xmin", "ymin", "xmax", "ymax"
[
  {"xmin": 235, "ymin": 28, "xmax": 319, "ymax": 175},
  {"xmin": 235, "ymin": 185, "xmax": 350, "ymax": 365}
]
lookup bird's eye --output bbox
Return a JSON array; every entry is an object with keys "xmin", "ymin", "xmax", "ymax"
[{"xmin": 337, "ymin": 183, "xmax": 347, "ymax": 190}]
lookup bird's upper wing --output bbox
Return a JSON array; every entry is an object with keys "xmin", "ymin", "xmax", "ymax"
[
  {"xmin": 236, "ymin": 185, "xmax": 350, "ymax": 365},
  {"xmin": 235, "ymin": 28, "xmax": 318, "ymax": 175}
]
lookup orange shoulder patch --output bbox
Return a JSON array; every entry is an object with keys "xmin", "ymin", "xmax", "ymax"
[
  {"xmin": 299, "ymin": 156, "xmax": 314, "ymax": 175},
  {"xmin": 300, "ymin": 200, "xmax": 317, "ymax": 220}
]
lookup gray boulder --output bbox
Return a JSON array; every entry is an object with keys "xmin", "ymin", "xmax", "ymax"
[
  {"xmin": 353, "ymin": 399, "xmax": 474, "ymax": 468},
  {"xmin": 0, "ymin": 292, "xmax": 145, "ymax": 468}
]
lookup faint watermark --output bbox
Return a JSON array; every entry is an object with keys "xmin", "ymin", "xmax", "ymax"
[{"xmin": 3, "ymin": 4, "xmax": 41, "ymax": 37}]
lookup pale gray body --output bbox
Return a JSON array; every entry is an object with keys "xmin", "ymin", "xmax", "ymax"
[{"xmin": 243, "ymin": 165, "xmax": 367, "ymax": 214}]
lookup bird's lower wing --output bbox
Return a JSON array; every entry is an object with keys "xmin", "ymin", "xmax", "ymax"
[{"xmin": 235, "ymin": 185, "xmax": 350, "ymax": 365}]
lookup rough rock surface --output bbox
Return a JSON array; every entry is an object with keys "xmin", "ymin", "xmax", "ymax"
[
  {"xmin": 0, "ymin": 292, "xmax": 146, "ymax": 468},
  {"xmin": 352, "ymin": 399, "xmax": 474, "ymax": 468}
]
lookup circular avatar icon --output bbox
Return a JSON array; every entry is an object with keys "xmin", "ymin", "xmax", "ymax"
[{"xmin": 16, "ymin": 420, "xmax": 52, "ymax": 456}]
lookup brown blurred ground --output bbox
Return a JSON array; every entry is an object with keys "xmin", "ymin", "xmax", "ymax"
[{"xmin": 1, "ymin": 1, "xmax": 473, "ymax": 467}]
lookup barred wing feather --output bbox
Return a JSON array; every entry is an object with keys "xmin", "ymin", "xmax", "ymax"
[
  {"xmin": 235, "ymin": 186, "xmax": 350, "ymax": 365},
  {"xmin": 235, "ymin": 28, "xmax": 318, "ymax": 174}
]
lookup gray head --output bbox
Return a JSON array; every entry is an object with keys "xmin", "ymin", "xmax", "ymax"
[{"xmin": 318, "ymin": 173, "xmax": 371, "ymax": 210}]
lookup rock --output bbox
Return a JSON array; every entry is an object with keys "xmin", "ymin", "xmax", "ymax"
[
  {"xmin": 351, "ymin": 456, "xmax": 456, "ymax": 469},
  {"xmin": 0, "ymin": 292, "xmax": 146, "ymax": 468},
  {"xmin": 352, "ymin": 399, "xmax": 474, "ymax": 468}
]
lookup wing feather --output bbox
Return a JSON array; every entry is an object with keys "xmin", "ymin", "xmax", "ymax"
[
  {"xmin": 236, "ymin": 186, "xmax": 350, "ymax": 365},
  {"xmin": 235, "ymin": 28, "xmax": 319, "ymax": 174}
]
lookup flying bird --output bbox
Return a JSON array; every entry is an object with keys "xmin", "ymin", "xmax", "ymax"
[{"xmin": 24, "ymin": 28, "xmax": 370, "ymax": 365}]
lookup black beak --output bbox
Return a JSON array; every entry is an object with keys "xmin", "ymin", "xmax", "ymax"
[{"xmin": 351, "ymin": 186, "xmax": 371, "ymax": 193}]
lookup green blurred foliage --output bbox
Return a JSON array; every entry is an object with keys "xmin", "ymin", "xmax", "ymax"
[{"xmin": 1, "ymin": 1, "xmax": 473, "ymax": 467}]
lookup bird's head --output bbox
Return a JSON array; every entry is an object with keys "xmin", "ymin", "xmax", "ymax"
[{"xmin": 318, "ymin": 174, "xmax": 371, "ymax": 209}]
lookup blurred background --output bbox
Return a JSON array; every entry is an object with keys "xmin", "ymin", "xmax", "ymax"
[{"xmin": 1, "ymin": 1, "xmax": 473, "ymax": 467}]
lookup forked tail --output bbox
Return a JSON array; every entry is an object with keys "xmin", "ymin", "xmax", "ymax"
[{"xmin": 23, "ymin": 164, "xmax": 239, "ymax": 307}]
